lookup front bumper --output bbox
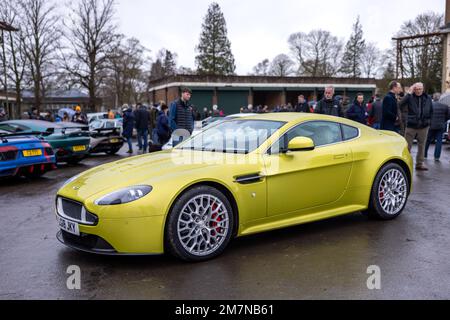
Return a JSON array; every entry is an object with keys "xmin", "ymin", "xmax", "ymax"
[{"xmin": 55, "ymin": 213, "xmax": 166, "ymax": 255}]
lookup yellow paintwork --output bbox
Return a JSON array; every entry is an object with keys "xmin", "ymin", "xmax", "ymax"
[{"xmin": 56, "ymin": 113, "xmax": 413, "ymax": 254}]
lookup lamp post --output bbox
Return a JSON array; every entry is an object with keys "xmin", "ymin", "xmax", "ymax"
[{"xmin": 442, "ymin": 0, "xmax": 450, "ymax": 93}]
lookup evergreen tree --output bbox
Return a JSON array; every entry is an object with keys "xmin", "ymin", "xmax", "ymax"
[
  {"xmin": 340, "ymin": 16, "xmax": 366, "ymax": 78},
  {"xmin": 195, "ymin": 2, "xmax": 235, "ymax": 75},
  {"xmin": 162, "ymin": 50, "xmax": 177, "ymax": 76}
]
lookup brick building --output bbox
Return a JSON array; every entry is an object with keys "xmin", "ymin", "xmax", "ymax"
[{"xmin": 149, "ymin": 75, "xmax": 377, "ymax": 115}]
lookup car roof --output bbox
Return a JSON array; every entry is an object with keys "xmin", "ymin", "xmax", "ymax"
[
  {"xmin": 229, "ymin": 112, "xmax": 362, "ymax": 126},
  {"xmin": 227, "ymin": 113, "xmax": 258, "ymax": 118},
  {"xmin": 4, "ymin": 120, "xmax": 87, "ymax": 129}
]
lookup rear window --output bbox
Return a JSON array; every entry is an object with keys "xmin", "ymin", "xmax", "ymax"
[{"xmin": 342, "ymin": 125, "xmax": 359, "ymax": 141}]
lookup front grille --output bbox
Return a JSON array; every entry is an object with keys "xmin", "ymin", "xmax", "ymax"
[
  {"xmin": 57, "ymin": 197, "xmax": 98, "ymax": 225},
  {"xmin": 60, "ymin": 231, "xmax": 115, "ymax": 252},
  {"xmin": 62, "ymin": 199, "xmax": 82, "ymax": 220},
  {"xmin": 0, "ymin": 150, "xmax": 18, "ymax": 161}
]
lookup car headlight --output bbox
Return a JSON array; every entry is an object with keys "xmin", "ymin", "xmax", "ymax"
[{"xmin": 95, "ymin": 186, "xmax": 153, "ymax": 206}]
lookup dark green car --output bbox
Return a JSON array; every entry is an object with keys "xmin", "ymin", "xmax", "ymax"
[{"xmin": 0, "ymin": 120, "xmax": 91, "ymax": 164}]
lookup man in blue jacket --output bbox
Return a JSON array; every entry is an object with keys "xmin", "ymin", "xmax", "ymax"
[
  {"xmin": 346, "ymin": 93, "xmax": 368, "ymax": 125},
  {"xmin": 157, "ymin": 104, "xmax": 171, "ymax": 146},
  {"xmin": 381, "ymin": 81, "xmax": 402, "ymax": 132},
  {"xmin": 169, "ymin": 87, "xmax": 195, "ymax": 135}
]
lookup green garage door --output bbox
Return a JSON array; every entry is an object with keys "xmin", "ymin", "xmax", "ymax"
[
  {"xmin": 190, "ymin": 90, "xmax": 214, "ymax": 110},
  {"xmin": 218, "ymin": 90, "xmax": 248, "ymax": 115}
]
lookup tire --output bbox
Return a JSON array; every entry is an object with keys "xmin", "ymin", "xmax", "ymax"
[
  {"xmin": 367, "ymin": 163, "xmax": 410, "ymax": 220},
  {"xmin": 106, "ymin": 148, "xmax": 120, "ymax": 155},
  {"xmin": 66, "ymin": 157, "xmax": 84, "ymax": 165},
  {"xmin": 24, "ymin": 169, "xmax": 46, "ymax": 179},
  {"xmin": 165, "ymin": 185, "xmax": 234, "ymax": 262}
]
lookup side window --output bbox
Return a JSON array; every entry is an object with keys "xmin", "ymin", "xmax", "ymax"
[
  {"xmin": 269, "ymin": 121, "xmax": 343, "ymax": 154},
  {"xmin": 342, "ymin": 124, "xmax": 359, "ymax": 141},
  {"xmin": 287, "ymin": 121, "xmax": 342, "ymax": 147}
]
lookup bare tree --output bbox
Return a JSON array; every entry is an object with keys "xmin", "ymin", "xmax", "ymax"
[
  {"xmin": 17, "ymin": 0, "xmax": 61, "ymax": 111},
  {"xmin": 361, "ymin": 42, "xmax": 381, "ymax": 78},
  {"xmin": 251, "ymin": 59, "xmax": 270, "ymax": 76},
  {"xmin": 62, "ymin": 0, "xmax": 118, "ymax": 111},
  {"xmin": 0, "ymin": 0, "xmax": 28, "ymax": 118},
  {"xmin": 177, "ymin": 66, "xmax": 196, "ymax": 75},
  {"xmin": 395, "ymin": 12, "xmax": 443, "ymax": 92},
  {"xmin": 288, "ymin": 30, "xmax": 343, "ymax": 77},
  {"xmin": 269, "ymin": 54, "xmax": 294, "ymax": 77},
  {"xmin": 106, "ymin": 36, "xmax": 149, "ymax": 106}
]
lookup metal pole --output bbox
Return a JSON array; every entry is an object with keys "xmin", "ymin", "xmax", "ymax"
[
  {"xmin": 443, "ymin": 0, "xmax": 450, "ymax": 92},
  {"xmin": 1, "ymin": 29, "xmax": 9, "ymax": 119}
]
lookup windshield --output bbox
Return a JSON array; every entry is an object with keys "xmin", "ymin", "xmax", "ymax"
[
  {"xmin": 90, "ymin": 120, "xmax": 103, "ymax": 129},
  {"xmin": 179, "ymin": 120, "xmax": 285, "ymax": 154}
]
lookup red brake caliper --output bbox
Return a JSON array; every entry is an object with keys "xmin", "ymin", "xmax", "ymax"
[{"xmin": 210, "ymin": 203, "xmax": 222, "ymax": 237}]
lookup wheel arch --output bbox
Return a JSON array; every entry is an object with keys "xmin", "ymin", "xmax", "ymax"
[
  {"xmin": 163, "ymin": 180, "xmax": 240, "ymax": 250},
  {"xmin": 365, "ymin": 157, "xmax": 412, "ymax": 208},
  {"xmin": 377, "ymin": 158, "xmax": 412, "ymax": 191}
]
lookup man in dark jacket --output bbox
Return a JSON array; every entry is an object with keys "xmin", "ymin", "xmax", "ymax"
[
  {"xmin": 134, "ymin": 103, "xmax": 150, "ymax": 153},
  {"xmin": 370, "ymin": 94, "xmax": 383, "ymax": 129},
  {"xmin": 71, "ymin": 106, "xmax": 88, "ymax": 125},
  {"xmin": 399, "ymin": 83, "xmax": 433, "ymax": 171},
  {"xmin": 425, "ymin": 93, "xmax": 450, "ymax": 161},
  {"xmin": 169, "ymin": 87, "xmax": 195, "ymax": 134},
  {"xmin": 122, "ymin": 104, "xmax": 135, "ymax": 154},
  {"xmin": 157, "ymin": 104, "xmax": 171, "ymax": 146},
  {"xmin": 381, "ymin": 81, "xmax": 402, "ymax": 132},
  {"xmin": 315, "ymin": 86, "xmax": 344, "ymax": 117},
  {"xmin": 346, "ymin": 93, "xmax": 368, "ymax": 125},
  {"xmin": 295, "ymin": 95, "xmax": 310, "ymax": 113}
]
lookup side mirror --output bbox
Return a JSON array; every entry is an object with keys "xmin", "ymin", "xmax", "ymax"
[{"xmin": 287, "ymin": 137, "xmax": 315, "ymax": 152}]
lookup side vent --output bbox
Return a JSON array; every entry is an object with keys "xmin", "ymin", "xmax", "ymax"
[{"xmin": 234, "ymin": 173, "xmax": 264, "ymax": 185}]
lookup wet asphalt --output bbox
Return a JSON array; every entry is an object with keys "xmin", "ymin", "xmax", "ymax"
[{"xmin": 0, "ymin": 142, "xmax": 449, "ymax": 300}]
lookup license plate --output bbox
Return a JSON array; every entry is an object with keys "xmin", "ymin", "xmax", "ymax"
[
  {"xmin": 22, "ymin": 149, "xmax": 42, "ymax": 157},
  {"xmin": 73, "ymin": 145, "xmax": 86, "ymax": 152},
  {"xmin": 110, "ymin": 138, "xmax": 119, "ymax": 143},
  {"xmin": 57, "ymin": 216, "xmax": 80, "ymax": 236}
]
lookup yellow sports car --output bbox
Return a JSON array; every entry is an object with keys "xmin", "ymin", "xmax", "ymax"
[{"xmin": 56, "ymin": 113, "xmax": 413, "ymax": 261}]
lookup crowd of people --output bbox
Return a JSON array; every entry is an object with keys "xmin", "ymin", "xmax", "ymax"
[{"xmin": 274, "ymin": 82, "xmax": 449, "ymax": 172}]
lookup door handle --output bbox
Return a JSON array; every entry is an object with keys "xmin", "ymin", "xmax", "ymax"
[{"xmin": 334, "ymin": 154, "xmax": 347, "ymax": 160}]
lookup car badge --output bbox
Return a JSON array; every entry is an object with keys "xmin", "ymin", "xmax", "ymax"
[{"xmin": 73, "ymin": 186, "xmax": 80, "ymax": 190}]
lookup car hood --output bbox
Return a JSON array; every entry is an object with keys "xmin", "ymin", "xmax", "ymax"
[{"xmin": 59, "ymin": 149, "xmax": 235, "ymax": 200}]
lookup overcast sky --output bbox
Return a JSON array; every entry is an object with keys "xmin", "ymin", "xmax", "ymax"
[{"xmin": 116, "ymin": 0, "xmax": 444, "ymax": 74}]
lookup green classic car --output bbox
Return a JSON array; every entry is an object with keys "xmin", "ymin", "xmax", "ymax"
[{"xmin": 0, "ymin": 120, "xmax": 91, "ymax": 164}]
